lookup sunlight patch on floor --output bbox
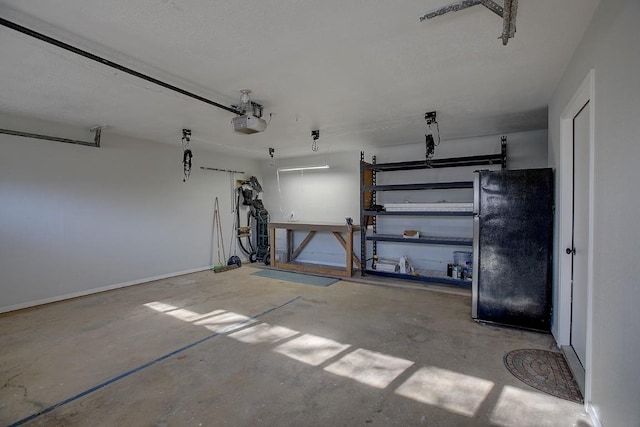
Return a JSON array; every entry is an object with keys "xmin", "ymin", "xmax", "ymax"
[
  {"xmin": 143, "ymin": 301, "xmax": 178, "ymax": 313},
  {"xmin": 273, "ymin": 334, "xmax": 350, "ymax": 366},
  {"xmin": 142, "ymin": 299, "xmax": 582, "ymax": 424},
  {"xmin": 192, "ymin": 312, "xmax": 255, "ymax": 333},
  {"xmin": 489, "ymin": 386, "xmax": 589, "ymax": 427},
  {"xmin": 228, "ymin": 323, "xmax": 299, "ymax": 345},
  {"xmin": 394, "ymin": 366, "xmax": 494, "ymax": 417},
  {"xmin": 144, "ymin": 301, "xmax": 226, "ymax": 322},
  {"xmin": 323, "ymin": 348, "xmax": 414, "ymax": 389}
]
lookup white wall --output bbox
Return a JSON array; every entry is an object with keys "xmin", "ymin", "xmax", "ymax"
[
  {"xmin": 260, "ymin": 129, "xmax": 547, "ymax": 270},
  {"xmin": 260, "ymin": 149, "xmax": 361, "ymax": 266},
  {"xmin": 548, "ymin": 0, "xmax": 640, "ymax": 425},
  {"xmin": 0, "ymin": 115, "xmax": 260, "ymax": 313}
]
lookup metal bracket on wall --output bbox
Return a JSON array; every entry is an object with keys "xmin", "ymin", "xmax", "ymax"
[
  {"xmin": 420, "ymin": 0, "xmax": 518, "ymax": 45},
  {"xmin": 0, "ymin": 126, "xmax": 103, "ymax": 148},
  {"xmin": 200, "ymin": 166, "xmax": 245, "ymax": 174}
]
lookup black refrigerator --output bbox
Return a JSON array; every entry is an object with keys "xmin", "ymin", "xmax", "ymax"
[{"xmin": 472, "ymin": 168, "xmax": 554, "ymax": 331}]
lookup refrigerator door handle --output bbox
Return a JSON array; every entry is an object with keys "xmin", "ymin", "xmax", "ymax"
[{"xmin": 472, "ymin": 171, "xmax": 481, "ymax": 319}]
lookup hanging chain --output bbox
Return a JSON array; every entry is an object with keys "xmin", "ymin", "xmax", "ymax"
[
  {"xmin": 182, "ymin": 128, "xmax": 192, "ymax": 182},
  {"xmin": 424, "ymin": 112, "xmax": 439, "ymax": 164}
]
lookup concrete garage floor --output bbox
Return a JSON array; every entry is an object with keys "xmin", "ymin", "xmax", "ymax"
[{"xmin": 0, "ymin": 267, "xmax": 591, "ymax": 426}]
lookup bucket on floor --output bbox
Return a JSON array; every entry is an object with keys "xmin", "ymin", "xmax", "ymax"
[{"xmin": 453, "ymin": 251, "xmax": 472, "ymax": 267}]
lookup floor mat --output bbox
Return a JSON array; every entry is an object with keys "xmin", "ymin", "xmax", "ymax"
[
  {"xmin": 251, "ymin": 269, "xmax": 339, "ymax": 287},
  {"xmin": 504, "ymin": 349, "xmax": 583, "ymax": 403}
]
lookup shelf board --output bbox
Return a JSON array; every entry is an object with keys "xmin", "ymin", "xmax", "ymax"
[
  {"xmin": 361, "ymin": 154, "xmax": 505, "ymax": 172},
  {"xmin": 362, "ymin": 181, "xmax": 473, "ymax": 191},
  {"xmin": 364, "ymin": 269, "xmax": 471, "ymax": 288},
  {"xmin": 363, "ymin": 210, "xmax": 473, "ymax": 217},
  {"xmin": 366, "ymin": 234, "xmax": 472, "ymax": 246}
]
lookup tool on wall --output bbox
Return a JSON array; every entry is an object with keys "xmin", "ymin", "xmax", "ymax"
[
  {"xmin": 199, "ymin": 166, "xmax": 247, "ymax": 217},
  {"xmin": 420, "ymin": 0, "xmax": 518, "ymax": 45},
  {"xmin": 227, "ymin": 219, "xmax": 243, "ymax": 268},
  {"xmin": 233, "ymin": 176, "xmax": 271, "ymax": 265},
  {"xmin": 212, "ymin": 197, "xmax": 239, "ymax": 273},
  {"xmin": 181, "ymin": 129, "xmax": 193, "ymax": 182}
]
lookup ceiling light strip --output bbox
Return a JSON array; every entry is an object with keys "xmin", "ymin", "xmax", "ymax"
[
  {"xmin": 0, "ymin": 17, "xmax": 241, "ymax": 115},
  {"xmin": 277, "ymin": 165, "xmax": 330, "ymax": 172}
]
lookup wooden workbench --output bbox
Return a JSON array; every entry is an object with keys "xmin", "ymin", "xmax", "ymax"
[{"xmin": 268, "ymin": 221, "xmax": 361, "ymax": 277}]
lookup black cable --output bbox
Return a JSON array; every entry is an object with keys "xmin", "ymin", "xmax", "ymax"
[
  {"xmin": 425, "ymin": 134, "xmax": 435, "ymax": 161},
  {"xmin": 182, "ymin": 149, "xmax": 192, "ymax": 182},
  {"xmin": 182, "ymin": 130, "xmax": 192, "ymax": 182},
  {"xmin": 246, "ymin": 210, "xmax": 255, "ymax": 252}
]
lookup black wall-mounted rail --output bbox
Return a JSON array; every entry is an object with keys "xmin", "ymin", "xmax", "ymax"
[
  {"xmin": 362, "ymin": 140, "xmax": 507, "ymax": 172},
  {"xmin": 362, "ymin": 181, "xmax": 473, "ymax": 191},
  {"xmin": 362, "ymin": 153, "xmax": 505, "ymax": 172},
  {"xmin": 0, "ymin": 17, "xmax": 241, "ymax": 116}
]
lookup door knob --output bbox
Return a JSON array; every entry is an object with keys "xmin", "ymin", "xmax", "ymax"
[{"xmin": 565, "ymin": 247, "xmax": 576, "ymax": 255}]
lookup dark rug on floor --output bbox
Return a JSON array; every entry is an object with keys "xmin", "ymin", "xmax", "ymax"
[
  {"xmin": 251, "ymin": 269, "xmax": 339, "ymax": 287},
  {"xmin": 504, "ymin": 349, "xmax": 583, "ymax": 403}
]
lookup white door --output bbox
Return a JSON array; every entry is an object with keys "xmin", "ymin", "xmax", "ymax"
[{"xmin": 570, "ymin": 101, "xmax": 590, "ymax": 366}]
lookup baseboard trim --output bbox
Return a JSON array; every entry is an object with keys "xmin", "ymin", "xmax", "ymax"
[
  {"xmin": 561, "ymin": 345, "xmax": 586, "ymax": 396},
  {"xmin": 587, "ymin": 403, "xmax": 602, "ymax": 427},
  {"xmin": 0, "ymin": 266, "xmax": 212, "ymax": 314}
]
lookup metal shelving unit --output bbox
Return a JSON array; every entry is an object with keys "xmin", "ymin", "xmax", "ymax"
[{"xmin": 359, "ymin": 139, "xmax": 507, "ymax": 288}]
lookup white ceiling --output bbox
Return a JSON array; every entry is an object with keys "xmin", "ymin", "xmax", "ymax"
[{"xmin": 0, "ymin": 1, "xmax": 598, "ymax": 159}]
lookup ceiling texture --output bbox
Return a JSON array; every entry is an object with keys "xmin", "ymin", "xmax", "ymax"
[{"xmin": 0, "ymin": 1, "xmax": 598, "ymax": 159}]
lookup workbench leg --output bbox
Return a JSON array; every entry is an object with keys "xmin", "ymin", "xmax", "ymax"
[
  {"xmin": 286, "ymin": 230, "xmax": 293, "ymax": 263},
  {"xmin": 346, "ymin": 231, "xmax": 353, "ymax": 277},
  {"xmin": 269, "ymin": 228, "xmax": 276, "ymax": 267}
]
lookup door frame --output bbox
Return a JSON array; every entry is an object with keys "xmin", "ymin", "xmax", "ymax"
[{"xmin": 557, "ymin": 69, "xmax": 595, "ymax": 405}]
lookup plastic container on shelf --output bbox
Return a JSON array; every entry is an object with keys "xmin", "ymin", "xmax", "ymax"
[{"xmin": 453, "ymin": 251, "xmax": 472, "ymax": 267}]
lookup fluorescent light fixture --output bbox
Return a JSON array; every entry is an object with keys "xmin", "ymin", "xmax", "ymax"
[{"xmin": 277, "ymin": 165, "xmax": 330, "ymax": 172}]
